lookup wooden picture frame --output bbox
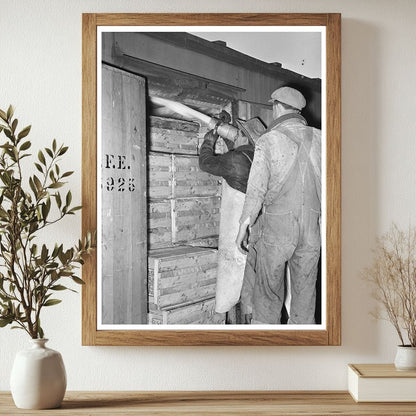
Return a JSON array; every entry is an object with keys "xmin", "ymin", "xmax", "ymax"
[{"xmin": 82, "ymin": 13, "xmax": 341, "ymax": 346}]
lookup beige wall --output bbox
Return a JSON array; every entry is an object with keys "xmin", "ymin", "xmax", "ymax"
[{"xmin": 0, "ymin": 0, "xmax": 415, "ymax": 391}]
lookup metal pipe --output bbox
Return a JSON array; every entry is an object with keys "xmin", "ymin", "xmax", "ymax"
[
  {"xmin": 150, "ymin": 96, "xmax": 240, "ymax": 142},
  {"xmin": 150, "ymin": 96, "xmax": 212, "ymax": 125}
]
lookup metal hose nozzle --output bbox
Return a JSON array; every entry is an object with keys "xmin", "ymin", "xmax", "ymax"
[
  {"xmin": 209, "ymin": 119, "xmax": 240, "ymax": 142},
  {"xmin": 151, "ymin": 96, "xmax": 240, "ymax": 142}
]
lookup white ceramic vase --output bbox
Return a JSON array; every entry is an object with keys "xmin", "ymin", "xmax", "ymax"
[
  {"xmin": 394, "ymin": 345, "xmax": 416, "ymax": 371},
  {"xmin": 10, "ymin": 339, "xmax": 67, "ymax": 409}
]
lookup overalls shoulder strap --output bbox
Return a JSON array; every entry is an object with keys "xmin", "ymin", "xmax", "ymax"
[
  {"xmin": 240, "ymin": 150, "xmax": 253, "ymax": 164},
  {"xmin": 264, "ymin": 127, "xmax": 314, "ymax": 206},
  {"xmin": 279, "ymin": 126, "xmax": 313, "ymax": 157}
]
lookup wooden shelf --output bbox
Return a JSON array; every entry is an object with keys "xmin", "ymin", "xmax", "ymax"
[{"xmin": 1, "ymin": 391, "xmax": 416, "ymax": 415}]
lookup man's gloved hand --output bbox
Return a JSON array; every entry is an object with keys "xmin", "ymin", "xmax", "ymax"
[{"xmin": 204, "ymin": 130, "xmax": 218, "ymax": 143}]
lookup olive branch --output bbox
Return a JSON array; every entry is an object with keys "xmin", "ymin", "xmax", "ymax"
[{"xmin": 0, "ymin": 105, "xmax": 94, "ymax": 338}]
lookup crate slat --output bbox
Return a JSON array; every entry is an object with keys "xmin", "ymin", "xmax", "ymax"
[
  {"xmin": 174, "ymin": 196, "xmax": 221, "ymax": 243},
  {"xmin": 148, "ymin": 153, "xmax": 221, "ymax": 200},
  {"xmin": 174, "ymin": 155, "xmax": 221, "ymax": 197},
  {"xmin": 148, "ymin": 200, "xmax": 172, "ymax": 249},
  {"xmin": 148, "ymin": 298, "xmax": 225, "ymax": 325},
  {"xmin": 148, "ymin": 246, "xmax": 218, "ymax": 310},
  {"xmin": 148, "ymin": 153, "xmax": 173, "ymax": 199},
  {"xmin": 149, "ymin": 126, "xmax": 199, "ymax": 155}
]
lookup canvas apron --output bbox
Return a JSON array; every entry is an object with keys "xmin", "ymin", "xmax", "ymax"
[{"xmin": 215, "ymin": 181, "xmax": 247, "ymax": 313}]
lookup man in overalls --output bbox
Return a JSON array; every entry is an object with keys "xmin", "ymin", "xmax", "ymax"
[{"xmin": 236, "ymin": 87, "xmax": 321, "ymax": 324}]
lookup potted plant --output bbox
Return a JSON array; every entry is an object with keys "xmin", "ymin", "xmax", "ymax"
[
  {"xmin": 362, "ymin": 223, "xmax": 416, "ymax": 370},
  {"xmin": 0, "ymin": 106, "xmax": 94, "ymax": 408}
]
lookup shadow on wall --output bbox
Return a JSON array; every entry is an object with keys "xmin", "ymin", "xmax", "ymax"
[{"xmin": 341, "ymin": 19, "xmax": 382, "ymax": 357}]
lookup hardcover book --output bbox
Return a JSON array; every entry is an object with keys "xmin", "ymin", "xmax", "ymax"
[{"xmin": 348, "ymin": 364, "xmax": 416, "ymax": 402}]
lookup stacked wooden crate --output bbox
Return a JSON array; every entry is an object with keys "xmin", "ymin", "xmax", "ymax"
[
  {"xmin": 148, "ymin": 247, "xmax": 224, "ymax": 324},
  {"xmin": 147, "ymin": 114, "xmax": 225, "ymax": 324},
  {"xmin": 148, "ymin": 152, "xmax": 221, "ymax": 249}
]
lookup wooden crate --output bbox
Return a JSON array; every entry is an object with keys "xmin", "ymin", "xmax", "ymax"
[
  {"xmin": 148, "ymin": 196, "xmax": 221, "ymax": 249},
  {"xmin": 148, "ymin": 246, "xmax": 218, "ymax": 310},
  {"xmin": 148, "ymin": 153, "xmax": 172, "ymax": 200},
  {"xmin": 149, "ymin": 116, "xmax": 200, "ymax": 155},
  {"xmin": 173, "ymin": 196, "xmax": 221, "ymax": 243},
  {"xmin": 148, "ymin": 153, "xmax": 221, "ymax": 200},
  {"xmin": 148, "ymin": 200, "xmax": 172, "ymax": 249},
  {"xmin": 174, "ymin": 155, "xmax": 221, "ymax": 198},
  {"xmin": 148, "ymin": 298, "xmax": 225, "ymax": 325},
  {"xmin": 185, "ymin": 237, "xmax": 219, "ymax": 248}
]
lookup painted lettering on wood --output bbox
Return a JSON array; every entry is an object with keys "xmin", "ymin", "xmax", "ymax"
[{"xmin": 101, "ymin": 64, "xmax": 147, "ymax": 324}]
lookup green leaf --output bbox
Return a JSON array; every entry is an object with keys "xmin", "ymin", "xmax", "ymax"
[
  {"xmin": 41, "ymin": 202, "xmax": 50, "ymax": 220},
  {"xmin": 45, "ymin": 148, "xmax": 53, "ymax": 158},
  {"xmin": 58, "ymin": 250, "xmax": 67, "ymax": 264},
  {"xmin": 0, "ymin": 317, "xmax": 13, "ymax": 327},
  {"xmin": 43, "ymin": 299, "xmax": 62, "ymax": 307},
  {"xmin": 38, "ymin": 325, "xmax": 44, "ymax": 339},
  {"xmin": 72, "ymin": 276, "xmax": 85, "ymax": 285},
  {"xmin": 6, "ymin": 105, "xmax": 14, "ymax": 122},
  {"xmin": 61, "ymin": 171, "xmax": 74, "ymax": 178},
  {"xmin": 51, "ymin": 244, "xmax": 59, "ymax": 258},
  {"xmin": 48, "ymin": 182, "xmax": 64, "ymax": 189},
  {"xmin": 52, "ymin": 139, "xmax": 57, "ymax": 152},
  {"xmin": 34, "ymin": 163, "xmax": 43, "ymax": 173},
  {"xmin": 31, "ymin": 244, "xmax": 38, "ymax": 256},
  {"xmin": 50, "ymin": 285, "xmax": 68, "ymax": 291},
  {"xmin": 19, "ymin": 140, "xmax": 31, "ymax": 151},
  {"xmin": 0, "ymin": 109, "xmax": 7, "ymax": 121},
  {"xmin": 69, "ymin": 206, "xmax": 82, "ymax": 214},
  {"xmin": 33, "ymin": 175, "xmax": 42, "ymax": 192},
  {"xmin": 11, "ymin": 119, "xmax": 18, "ymax": 133},
  {"xmin": 65, "ymin": 191, "xmax": 72, "ymax": 207},
  {"xmin": 38, "ymin": 150, "xmax": 46, "ymax": 165},
  {"xmin": 0, "ymin": 292, "xmax": 11, "ymax": 302},
  {"xmin": 0, "ymin": 172, "xmax": 10, "ymax": 186},
  {"xmin": 41, "ymin": 244, "xmax": 48, "ymax": 262},
  {"xmin": 55, "ymin": 192, "xmax": 62, "ymax": 208},
  {"xmin": 4, "ymin": 129, "xmax": 12, "ymax": 140},
  {"xmin": 17, "ymin": 125, "xmax": 31, "ymax": 140},
  {"xmin": 54, "ymin": 244, "xmax": 63, "ymax": 259},
  {"xmin": 58, "ymin": 146, "xmax": 68, "ymax": 156},
  {"xmin": 29, "ymin": 177, "xmax": 38, "ymax": 197}
]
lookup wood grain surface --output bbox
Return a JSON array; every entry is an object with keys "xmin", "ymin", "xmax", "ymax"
[
  {"xmin": 81, "ymin": 13, "xmax": 98, "ymax": 346},
  {"xmin": 1, "ymin": 391, "xmax": 415, "ymax": 415},
  {"xmin": 350, "ymin": 364, "xmax": 416, "ymax": 378}
]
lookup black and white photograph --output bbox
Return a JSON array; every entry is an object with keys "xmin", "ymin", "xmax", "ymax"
[{"xmin": 97, "ymin": 27, "xmax": 325, "ymax": 330}]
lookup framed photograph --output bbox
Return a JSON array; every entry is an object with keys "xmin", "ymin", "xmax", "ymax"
[{"xmin": 82, "ymin": 13, "xmax": 341, "ymax": 346}]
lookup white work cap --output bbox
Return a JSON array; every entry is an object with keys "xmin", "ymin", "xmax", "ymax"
[{"xmin": 269, "ymin": 86, "xmax": 306, "ymax": 110}]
